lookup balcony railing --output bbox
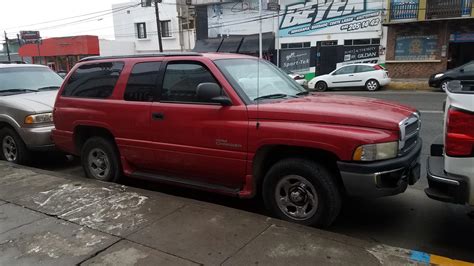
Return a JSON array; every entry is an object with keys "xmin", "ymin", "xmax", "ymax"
[
  {"xmin": 390, "ymin": 1, "xmax": 419, "ymax": 20},
  {"xmin": 426, "ymin": 0, "xmax": 472, "ymax": 19}
]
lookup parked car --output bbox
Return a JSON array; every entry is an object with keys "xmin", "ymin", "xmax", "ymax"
[
  {"xmin": 308, "ymin": 64, "xmax": 391, "ymax": 91},
  {"xmin": 52, "ymin": 53, "xmax": 421, "ymax": 227},
  {"xmin": 425, "ymin": 80, "xmax": 474, "ymax": 206},
  {"xmin": 57, "ymin": 70, "xmax": 68, "ymax": 79},
  {"xmin": 0, "ymin": 64, "xmax": 63, "ymax": 164},
  {"xmin": 286, "ymin": 70, "xmax": 308, "ymax": 87},
  {"xmin": 429, "ymin": 61, "xmax": 474, "ymax": 91}
]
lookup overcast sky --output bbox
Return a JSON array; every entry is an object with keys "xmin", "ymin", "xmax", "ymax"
[{"xmin": 0, "ymin": 0, "xmax": 136, "ymax": 42}]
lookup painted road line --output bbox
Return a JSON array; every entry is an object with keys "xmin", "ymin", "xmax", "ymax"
[
  {"xmin": 420, "ymin": 110, "xmax": 444, "ymax": 114},
  {"xmin": 368, "ymin": 245, "xmax": 474, "ymax": 265}
]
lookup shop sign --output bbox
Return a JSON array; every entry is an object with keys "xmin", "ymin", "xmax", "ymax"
[
  {"xmin": 20, "ymin": 31, "xmax": 41, "ymax": 45},
  {"xmin": 279, "ymin": 0, "xmax": 381, "ymax": 37},
  {"xmin": 280, "ymin": 48, "xmax": 311, "ymax": 72},
  {"xmin": 395, "ymin": 35, "xmax": 438, "ymax": 61},
  {"xmin": 343, "ymin": 45, "xmax": 379, "ymax": 62},
  {"xmin": 450, "ymin": 32, "xmax": 474, "ymax": 43}
]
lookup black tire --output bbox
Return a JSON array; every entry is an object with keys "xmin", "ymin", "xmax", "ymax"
[
  {"xmin": 262, "ymin": 158, "xmax": 342, "ymax": 227},
  {"xmin": 365, "ymin": 79, "xmax": 380, "ymax": 91},
  {"xmin": 314, "ymin": 81, "xmax": 328, "ymax": 92},
  {"xmin": 0, "ymin": 127, "xmax": 31, "ymax": 165},
  {"xmin": 81, "ymin": 137, "xmax": 122, "ymax": 182}
]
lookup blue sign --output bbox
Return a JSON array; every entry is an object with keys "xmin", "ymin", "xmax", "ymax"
[{"xmin": 395, "ymin": 35, "xmax": 438, "ymax": 61}]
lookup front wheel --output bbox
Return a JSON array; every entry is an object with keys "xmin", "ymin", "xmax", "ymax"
[
  {"xmin": 365, "ymin": 79, "xmax": 380, "ymax": 91},
  {"xmin": 81, "ymin": 137, "xmax": 122, "ymax": 182},
  {"xmin": 314, "ymin": 81, "xmax": 328, "ymax": 92},
  {"xmin": 262, "ymin": 158, "xmax": 342, "ymax": 227},
  {"xmin": 0, "ymin": 127, "xmax": 31, "ymax": 165},
  {"xmin": 440, "ymin": 79, "xmax": 451, "ymax": 92}
]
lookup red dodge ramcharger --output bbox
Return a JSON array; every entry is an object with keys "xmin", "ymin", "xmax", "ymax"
[{"xmin": 52, "ymin": 53, "xmax": 421, "ymax": 227}]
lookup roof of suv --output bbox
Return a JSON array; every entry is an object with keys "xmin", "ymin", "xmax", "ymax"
[
  {"xmin": 0, "ymin": 63, "xmax": 49, "ymax": 69},
  {"xmin": 79, "ymin": 52, "xmax": 254, "ymax": 63}
]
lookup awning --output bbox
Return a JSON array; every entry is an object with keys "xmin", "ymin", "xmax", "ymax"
[
  {"xmin": 193, "ymin": 38, "xmax": 223, "ymax": 52},
  {"xmin": 238, "ymin": 32, "xmax": 275, "ymax": 54},
  {"xmin": 218, "ymin": 36, "xmax": 243, "ymax": 53}
]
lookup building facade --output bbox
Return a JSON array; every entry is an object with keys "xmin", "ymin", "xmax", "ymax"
[
  {"xmin": 112, "ymin": 0, "xmax": 196, "ymax": 53},
  {"xmin": 385, "ymin": 0, "xmax": 474, "ymax": 78},
  {"xmin": 193, "ymin": 0, "xmax": 388, "ymax": 79}
]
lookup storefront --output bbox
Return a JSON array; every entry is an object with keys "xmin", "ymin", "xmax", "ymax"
[
  {"xmin": 385, "ymin": 19, "xmax": 474, "ymax": 78},
  {"xmin": 18, "ymin": 35, "xmax": 100, "ymax": 72}
]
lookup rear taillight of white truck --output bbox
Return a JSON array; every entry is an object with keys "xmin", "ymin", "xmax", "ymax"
[{"xmin": 445, "ymin": 107, "xmax": 474, "ymax": 157}]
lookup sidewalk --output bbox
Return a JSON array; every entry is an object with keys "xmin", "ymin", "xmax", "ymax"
[
  {"xmin": 0, "ymin": 161, "xmax": 469, "ymax": 265},
  {"xmin": 386, "ymin": 78, "xmax": 432, "ymax": 91}
]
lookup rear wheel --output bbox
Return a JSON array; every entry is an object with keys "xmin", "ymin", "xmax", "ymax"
[
  {"xmin": 81, "ymin": 137, "xmax": 122, "ymax": 182},
  {"xmin": 365, "ymin": 79, "xmax": 380, "ymax": 91},
  {"xmin": 314, "ymin": 81, "xmax": 328, "ymax": 92},
  {"xmin": 0, "ymin": 127, "xmax": 31, "ymax": 165},
  {"xmin": 262, "ymin": 158, "xmax": 342, "ymax": 227}
]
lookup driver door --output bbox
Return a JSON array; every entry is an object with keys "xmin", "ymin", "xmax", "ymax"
[
  {"xmin": 149, "ymin": 59, "xmax": 249, "ymax": 189},
  {"xmin": 328, "ymin": 65, "xmax": 358, "ymax": 87}
]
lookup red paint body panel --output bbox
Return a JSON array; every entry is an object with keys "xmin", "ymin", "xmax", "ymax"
[{"xmin": 52, "ymin": 53, "xmax": 414, "ymax": 197}]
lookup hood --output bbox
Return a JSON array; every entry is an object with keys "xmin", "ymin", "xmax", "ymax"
[
  {"xmin": 249, "ymin": 94, "xmax": 416, "ymax": 131},
  {"xmin": 1, "ymin": 91, "xmax": 58, "ymax": 113}
]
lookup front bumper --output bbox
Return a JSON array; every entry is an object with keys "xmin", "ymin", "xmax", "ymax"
[
  {"xmin": 18, "ymin": 125, "xmax": 55, "ymax": 151},
  {"xmin": 337, "ymin": 140, "xmax": 422, "ymax": 197},
  {"xmin": 425, "ymin": 156, "xmax": 470, "ymax": 205},
  {"xmin": 428, "ymin": 77, "xmax": 441, "ymax": 88}
]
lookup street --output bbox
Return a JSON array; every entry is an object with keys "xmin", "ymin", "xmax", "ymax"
[{"xmin": 31, "ymin": 90, "xmax": 474, "ymax": 262}]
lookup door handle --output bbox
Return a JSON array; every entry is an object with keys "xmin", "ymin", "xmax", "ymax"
[
  {"xmin": 349, "ymin": 75, "xmax": 354, "ymax": 76},
  {"xmin": 152, "ymin": 112, "xmax": 165, "ymax": 120}
]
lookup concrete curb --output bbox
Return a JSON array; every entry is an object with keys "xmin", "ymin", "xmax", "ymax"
[{"xmin": 386, "ymin": 81, "xmax": 433, "ymax": 91}]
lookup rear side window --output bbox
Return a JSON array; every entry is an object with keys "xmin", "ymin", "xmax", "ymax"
[
  {"xmin": 62, "ymin": 62, "xmax": 124, "ymax": 98},
  {"xmin": 334, "ymin": 65, "xmax": 356, "ymax": 75},
  {"xmin": 124, "ymin": 62, "xmax": 161, "ymax": 102},
  {"xmin": 356, "ymin": 65, "xmax": 375, "ymax": 73},
  {"xmin": 161, "ymin": 62, "xmax": 218, "ymax": 103}
]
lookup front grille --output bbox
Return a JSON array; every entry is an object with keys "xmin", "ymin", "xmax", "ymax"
[{"xmin": 399, "ymin": 113, "xmax": 421, "ymax": 154}]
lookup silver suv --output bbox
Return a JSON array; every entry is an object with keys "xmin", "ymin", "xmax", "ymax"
[{"xmin": 0, "ymin": 64, "xmax": 63, "ymax": 164}]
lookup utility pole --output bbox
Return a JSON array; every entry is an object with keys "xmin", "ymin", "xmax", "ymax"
[
  {"xmin": 258, "ymin": 0, "xmax": 263, "ymax": 59},
  {"xmin": 154, "ymin": 0, "xmax": 163, "ymax": 52},
  {"xmin": 4, "ymin": 31, "xmax": 11, "ymax": 62}
]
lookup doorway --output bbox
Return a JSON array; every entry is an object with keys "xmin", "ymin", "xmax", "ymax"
[{"xmin": 448, "ymin": 42, "xmax": 474, "ymax": 69}]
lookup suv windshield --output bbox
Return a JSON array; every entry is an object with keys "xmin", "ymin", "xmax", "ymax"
[
  {"xmin": 0, "ymin": 67, "xmax": 63, "ymax": 94},
  {"xmin": 214, "ymin": 58, "xmax": 306, "ymax": 102}
]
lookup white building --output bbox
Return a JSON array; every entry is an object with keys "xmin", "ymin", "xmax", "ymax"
[
  {"xmin": 112, "ymin": 0, "xmax": 195, "ymax": 53},
  {"xmin": 194, "ymin": 0, "xmax": 388, "ymax": 79}
]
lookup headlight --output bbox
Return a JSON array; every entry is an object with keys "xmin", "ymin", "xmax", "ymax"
[
  {"xmin": 24, "ymin": 113, "xmax": 53, "ymax": 124},
  {"xmin": 434, "ymin": 73, "xmax": 444, "ymax": 79},
  {"xmin": 353, "ymin": 141, "xmax": 398, "ymax": 161}
]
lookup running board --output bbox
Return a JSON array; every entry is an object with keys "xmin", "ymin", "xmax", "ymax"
[{"xmin": 129, "ymin": 171, "xmax": 240, "ymax": 197}]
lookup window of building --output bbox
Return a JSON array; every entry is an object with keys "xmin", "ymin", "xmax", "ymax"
[
  {"xmin": 160, "ymin": 20, "xmax": 171, "ymax": 37},
  {"xmin": 395, "ymin": 35, "xmax": 438, "ymax": 61},
  {"xmin": 124, "ymin": 62, "xmax": 162, "ymax": 102},
  {"xmin": 344, "ymin": 38, "xmax": 381, "ymax": 46},
  {"xmin": 161, "ymin": 62, "xmax": 219, "ymax": 103},
  {"xmin": 281, "ymin": 42, "xmax": 311, "ymax": 49},
  {"xmin": 62, "ymin": 62, "xmax": 124, "ymax": 98},
  {"xmin": 136, "ymin": 22, "xmax": 147, "ymax": 39},
  {"xmin": 320, "ymin": 40, "xmax": 337, "ymax": 46}
]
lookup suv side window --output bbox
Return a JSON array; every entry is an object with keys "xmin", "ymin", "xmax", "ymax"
[
  {"xmin": 62, "ymin": 62, "xmax": 124, "ymax": 98},
  {"xmin": 356, "ymin": 65, "xmax": 374, "ymax": 73},
  {"xmin": 463, "ymin": 62, "xmax": 474, "ymax": 72},
  {"xmin": 333, "ymin": 65, "xmax": 356, "ymax": 75},
  {"xmin": 124, "ymin": 62, "xmax": 161, "ymax": 102},
  {"xmin": 161, "ymin": 62, "xmax": 218, "ymax": 103}
]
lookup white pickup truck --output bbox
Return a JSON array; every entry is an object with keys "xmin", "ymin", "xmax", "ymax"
[{"xmin": 426, "ymin": 80, "xmax": 474, "ymax": 206}]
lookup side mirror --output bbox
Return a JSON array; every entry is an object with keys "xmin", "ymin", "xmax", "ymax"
[{"xmin": 197, "ymin": 82, "xmax": 232, "ymax": 106}]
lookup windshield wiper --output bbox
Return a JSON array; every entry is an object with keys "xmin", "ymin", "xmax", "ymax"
[
  {"xmin": 296, "ymin": 91, "xmax": 310, "ymax": 96},
  {"xmin": 37, "ymin": 86, "xmax": 60, "ymax": 91},
  {"xmin": 254, "ymin": 93, "xmax": 290, "ymax": 101},
  {"xmin": 0, "ymin": 88, "xmax": 38, "ymax": 95}
]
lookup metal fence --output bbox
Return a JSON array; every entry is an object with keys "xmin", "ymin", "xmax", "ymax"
[
  {"xmin": 426, "ymin": 0, "xmax": 471, "ymax": 19},
  {"xmin": 390, "ymin": 1, "xmax": 419, "ymax": 20}
]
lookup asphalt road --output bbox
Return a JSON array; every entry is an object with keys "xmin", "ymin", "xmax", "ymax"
[{"xmin": 32, "ymin": 90, "xmax": 474, "ymax": 262}]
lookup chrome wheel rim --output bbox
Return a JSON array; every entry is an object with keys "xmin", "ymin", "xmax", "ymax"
[
  {"xmin": 275, "ymin": 175, "xmax": 318, "ymax": 221},
  {"xmin": 367, "ymin": 80, "xmax": 378, "ymax": 91},
  {"xmin": 2, "ymin": 136, "xmax": 17, "ymax": 162},
  {"xmin": 87, "ymin": 148, "xmax": 110, "ymax": 180},
  {"xmin": 441, "ymin": 81, "xmax": 448, "ymax": 91}
]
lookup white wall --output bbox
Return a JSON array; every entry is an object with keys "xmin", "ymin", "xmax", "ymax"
[
  {"xmin": 113, "ymin": 0, "xmax": 193, "ymax": 52},
  {"xmin": 99, "ymin": 39, "xmax": 136, "ymax": 56}
]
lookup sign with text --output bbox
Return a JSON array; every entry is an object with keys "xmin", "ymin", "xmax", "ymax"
[
  {"xmin": 280, "ymin": 48, "xmax": 311, "ymax": 72},
  {"xmin": 20, "ymin": 31, "xmax": 41, "ymax": 44},
  {"xmin": 395, "ymin": 35, "xmax": 438, "ymax": 61},
  {"xmin": 279, "ymin": 0, "xmax": 382, "ymax": 37}
]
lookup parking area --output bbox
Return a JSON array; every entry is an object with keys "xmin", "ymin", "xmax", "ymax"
[{"xmin": 27, "ymin": 90, "xmax": 474, "ymax": 263}]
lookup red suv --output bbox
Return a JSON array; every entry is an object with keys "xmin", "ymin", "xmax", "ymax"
[{"xmin": 52, "ymin": 53, "xmax": 421, "ymax": 227}]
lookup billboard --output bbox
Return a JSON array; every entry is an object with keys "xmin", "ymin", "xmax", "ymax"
[{"xmin": 20, "ymin": 31, "xmax": 41, "ymax": 45}]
